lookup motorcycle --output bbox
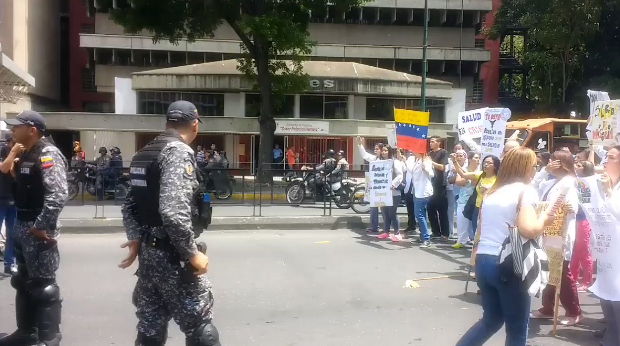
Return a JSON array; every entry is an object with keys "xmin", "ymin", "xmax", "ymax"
[
  {"xmin": 67, "ymin": 164, "xmax": 130, "ymax": 201},
  {"xmin": 202, "ymin": 168, "xmax": 233, "ymax": 200},
  {"xmin": 285, "ymin": 169, "xmax": 355, "ymax": 209}
]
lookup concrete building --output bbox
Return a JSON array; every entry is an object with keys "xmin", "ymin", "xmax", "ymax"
[
  {"xmin": 0, "ymin": 0, "xmax": 65, "ymax": 119},
  {"xmin": 22, "ymin": 60, "xmax": 463, "ymax": 171},
  {"xmin": 70, "ymin": 0, "xmax": 500, "ymax": 113}
]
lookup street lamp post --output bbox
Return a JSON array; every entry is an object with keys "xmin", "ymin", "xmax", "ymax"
[{"xmin": 421, "ymin": 0, "xmax": 428, "ymax": 112}]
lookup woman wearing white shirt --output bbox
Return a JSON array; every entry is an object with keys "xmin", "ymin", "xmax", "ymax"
[
  {"xmin": 452, "ymin": 151, "xmax": 481, "ymax": 249},
  {"xmin": 356, "ymin": 136, "xmax": 384, "ymax": 233},
  {"xmin": 408, "ymin": 152, "xmax": 434, "ymax": 248},
  {"xmin": 529, "ymin": 150, "xmax": 582, "ymax": 326},
  {"xmin": 588, "ymin": 145, "xmax": 620, "ymax": 346},
  {"xmin": 456, "ymin": 147, "xmax": 558, "ymax": 346},
  {"xmin": 377, "ymin": 147, "xmax": 404, "ymax": 241}
]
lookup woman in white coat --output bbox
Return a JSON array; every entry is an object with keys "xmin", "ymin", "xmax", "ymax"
[
  {"xmin": 356, "ymin": 136, "xmax": 384, "ymax": 233},
  {"xmin": 529, "ymin": 150, "xmax": 582, "ymax": 326}
]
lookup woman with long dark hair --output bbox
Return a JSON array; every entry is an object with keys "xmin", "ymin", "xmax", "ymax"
[
  {"xmin": 377, "ymin": 146, "xmax": 404, "ymax": 241},
  {"xmin": 452, "ymin": 151, "xmax": 480, "ymax": 249},
  {"xmin": 530, "ymin": 150, "xmax": 582, "ymax": 325},
  {"xmin": 357, "ymin": 136, "xmax": 384, "ymax": 234}
]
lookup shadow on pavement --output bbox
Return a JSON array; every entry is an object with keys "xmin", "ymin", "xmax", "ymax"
[{"xmin": 528, "ymin": 317, "xmax": 604, "ymax": 346}]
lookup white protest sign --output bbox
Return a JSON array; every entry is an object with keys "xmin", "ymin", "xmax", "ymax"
[
  {"xmin": 457, "ymin": 108, "xmax": 488, "ymax": 141},
  {"xmin": 387, "ymin": 128, "xmax": 397, "ymax": 147},
  {"xmin": 577, "ymin": 176, "xmax": 620, "ymax": 301},
  {"xmin": 589, "ymin": 100, "xmax": 620, "ymax": 146},
  {"xmin": 480, "ymin": 108, "xmax": 512, "ymax": 158},
  {"xmin": 368, "ymin": 160, "xmax": 393, "ymax": 207},
  {"xmin": 587, "ymin": 90, "xmax": 610, "ymax": 123}
]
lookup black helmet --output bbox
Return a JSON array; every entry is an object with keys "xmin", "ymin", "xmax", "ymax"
[
  {"xmin": 99, "ymin": 147, "xmax": 107, "ymax": 155},
  {"xmin": 325, "ymin": 149, "xmax": 335, "ymax": 158},
  {"xmin": 337, "ymin": 150, "xmax": 345, "ymax": 156},
  {"xmin": 110, "ymin": 146, "xmax": 121, "ymax": 155}
]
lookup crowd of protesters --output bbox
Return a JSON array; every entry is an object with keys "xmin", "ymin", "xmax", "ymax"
[{"xmin": 358, "ymin": 133, "xmax": 620, "ymax": 346}]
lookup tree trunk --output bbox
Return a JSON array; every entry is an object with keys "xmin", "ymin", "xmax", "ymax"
[
  {"xmin": 255, "ymin": 39, "xmax": 276, "ymax": 184},
  {"xmin": 561, "ymin": 51, "xmax": 568, "ymax": 104}
]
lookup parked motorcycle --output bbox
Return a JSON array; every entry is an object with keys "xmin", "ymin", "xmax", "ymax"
[
  {"xmin": 67, "ymin": 164, "xmax": 130, "ymax": 201},
  {"xmin": 202, "ymin": 168, "xmax": 233, "ymax": 200},
  {"xmin": 285, "ymin": 169, "xmax": 354, "ymax": 209}
]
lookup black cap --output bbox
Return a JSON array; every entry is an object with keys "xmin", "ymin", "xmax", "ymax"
[
  {"xmin": 166, "ymin": 101, "xmax": 202, "ymax": 123},
  {"xmin": 4, "ymin": 110, "xmax": 46, "ymax": 132}
]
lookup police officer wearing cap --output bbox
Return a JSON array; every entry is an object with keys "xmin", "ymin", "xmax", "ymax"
[
  {"xmin": 0, "ymin": 111, "xmax": 68, "ymax": 346},
  {"xmin": 120, "ymin": 100, "xmax": 219, "ymax": 346}
]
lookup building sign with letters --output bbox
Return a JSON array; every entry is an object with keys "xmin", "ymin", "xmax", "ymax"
[
  {"xmin": 275, "ymin": 120, "xmax": 330, "ymax": 135},
  {"xmin": 309, "ymin": 79, "xmax": 335, "ymax": 88}
]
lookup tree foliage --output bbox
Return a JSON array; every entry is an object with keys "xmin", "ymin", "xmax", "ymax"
[
  {"xmin": 488, "ymin": 0, "xmax": 610, "ymax": 114},
  {"xmin": 111, "ymin": 0, "xmax": 365, "ymax": 180}
]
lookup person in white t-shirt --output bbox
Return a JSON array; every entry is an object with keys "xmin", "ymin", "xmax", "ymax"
[
  {"xmin": 456, "ymin": 147, "xmax": 558, "ymax": 346},
  {"xmin": 408, "ymin": 153, "xmax": 435, "ymax": 248}
]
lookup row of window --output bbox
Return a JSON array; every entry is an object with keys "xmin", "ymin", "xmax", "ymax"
[{"xmin": 137, "ymin": 92, "xmax": 447, "ymax": 122}]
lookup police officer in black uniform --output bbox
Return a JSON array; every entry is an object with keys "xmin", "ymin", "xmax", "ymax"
[
  {"xmin": 0, "ymin": 111, "xmax": 68, "ymax": 346},
  {"xmin": 120, "ymin": 100, "xmax": 217, "ymax": 345}
]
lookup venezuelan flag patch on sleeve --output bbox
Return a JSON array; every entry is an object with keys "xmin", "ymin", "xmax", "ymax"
[{"xmin": 41, "ymin": 155, "xmax": 54, "ymax": 169}]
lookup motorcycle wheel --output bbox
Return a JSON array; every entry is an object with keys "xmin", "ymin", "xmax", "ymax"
[
  {"xmin": 333, "ymin": 186, "xmax": 352, "ymax": 209},
  {"xmin": 286, "ymin": 181, "xmax": 305, "ymax": 205},
  {"xmin": 350, "ymin": 185, "xmax": 371, "ymax": 214},
  {"xmin": 68, "ymin": 181, "xmax": 80, "ymax": 201},
  {"xmin": 115, "ymin": 183, "xmax": 129, "ymax": 201},
  {"xmin": 215, "ymin": 185, "xmax": 232, "ymax": 200},
  {"xmin": 86, "ymin": 182, "xmax": 97, "ymax": 196}
]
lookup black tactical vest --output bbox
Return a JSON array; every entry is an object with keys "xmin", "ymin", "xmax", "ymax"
[
  {"xmin": 14, "ymin": 140, "xmax": 47, "ymax": 221},
  {"xmin": 129, "ymin": 130, "xmax": 206, "ymax": 234}
]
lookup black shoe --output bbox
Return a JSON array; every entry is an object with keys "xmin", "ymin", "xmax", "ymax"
[
  {"xmin": 594, "ymin": 328, "xmax": 606, "ymax": 338},
  {"xmin": 4, "ymin": 266, "xmax": 17, "ymax": 275},
  {"xmin": 0, "ymin": 330, "xmax": 38, "ymax": 346}
]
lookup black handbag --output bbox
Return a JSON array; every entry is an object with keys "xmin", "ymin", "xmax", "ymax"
[{"xmin": 462, "ymin": 177, "xmax": 481, "ymax": 220}]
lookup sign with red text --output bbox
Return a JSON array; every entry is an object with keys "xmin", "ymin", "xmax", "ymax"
[
  {"xmin": 457, "ymin": 108, "xmax": 488, "ymax": 141},
  {"xmin": 480, "ymin": 108, "xmax": 512, "ymax": 158},
  {"xmin": 275, "ymin": 120, "xmax": 330, "ymax": 135}
]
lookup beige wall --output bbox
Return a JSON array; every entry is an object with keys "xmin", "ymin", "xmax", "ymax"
[
  {"xmin": 95, "ymin": 65, "xmax": 153, "ymax": 92},
  {"xmin": 80, "ymin": 130, "xmax": 136, "ymax": 163},
  {"xmin": 0, "ymin": 0, "xmax": 61, "ymax": 101},
  {"xmin": 94, "ymin": 14, "xmax": 476, "ymax": 48}
]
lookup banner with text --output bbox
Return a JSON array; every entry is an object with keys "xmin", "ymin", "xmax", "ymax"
[
  {"xmin": 589, "ymin": 100, "xmax": 620, "ymax": 146},
  {"xmin": 577, "ymin": 176, "xmax": 620, "ymax": 301},
  {"xmin": 536, "ymin": 202, "xmax": 568, "ymax": 287},
  {"xmin": 457, "ymin": 108, "xmax": 488, "ymax": 141},
  {"xmin": 368, "ymin": 160, "xmax": 393, "ymax": 207},
  {"xmin": 587, "ymin": 90, "xmax": 610, "ymax": 132},
  {"xmin": 480, "ymin": 108, "xmax": 512, "ymax": 158}
]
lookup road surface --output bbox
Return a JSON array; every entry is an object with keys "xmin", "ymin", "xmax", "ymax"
[{"xmin": 0, "ymin": 230, "xmax": 604, "ymax": 346}]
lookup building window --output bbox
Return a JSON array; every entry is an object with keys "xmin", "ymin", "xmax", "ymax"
[
  {"xmin": 366, "ymin": 97, "xmax": 445, "ymax": 123},
  {"xmin": 81, "ymin": 68, "xmax": 96, "ymax": 92},
  {"xmin": 475, "ymin": 38, "xmax": 486, "ymax": 49},
  {"xmin": 300, "ymin": 95, "xmax": 348, "ymax": 119},
  {"xmin": 80, "ymin": 24, "xmax": 95, "ymax": 34},
  {"xmin": 472, "ymin": 81, "xmax": 484, "ymax": 104},
  {"xmin": 137, "ymin": 91, "xmax": 225, "ymax": 116},
  {"xmin": 245, "ymin": 94, "xmax": 294, "ymax": 118},
  {"xmin": 83, "ymin": 102, "xmax": 114, "ymax": 113}
]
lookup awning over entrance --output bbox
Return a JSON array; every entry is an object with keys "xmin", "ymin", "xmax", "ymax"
[
  {"xmin": 132, "ymin": 60, "xmax": 453, "ymax": 99},
  {"xmin": 0, "ymin": 45, "xmax": 35, "ymax": 104}
]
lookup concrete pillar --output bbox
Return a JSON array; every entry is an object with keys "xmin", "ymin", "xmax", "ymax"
[
  {"xmin": 294, "ymin": 94, "xmax": 301, "ymax": 118},
  {"xmin": 224, "ymin": 93, "xmax": 244, "ymax": 117},
  {"xmin": 224, "ymin": 134, "xmax": 238, "ymax": 168},
  {"xmin": 353, "ymin": 96, "xmax": 367, "ymax": 120},
  {"xmin": 347, "ymin": 95, "xmax": 355, "ymax": 119}
]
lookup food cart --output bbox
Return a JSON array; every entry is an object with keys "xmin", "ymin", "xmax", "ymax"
[{"xmin": 506, "ymin": 118, "xmax": 588, "ymax": 153}]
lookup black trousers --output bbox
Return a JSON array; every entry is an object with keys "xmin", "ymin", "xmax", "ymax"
[
  {"xmin": 404, "ymin": 191, "xmax": 417, "ymax": 230},
  {"xmin": 427, "ymin": 187, "xmax": 450, "ymax": 237}
]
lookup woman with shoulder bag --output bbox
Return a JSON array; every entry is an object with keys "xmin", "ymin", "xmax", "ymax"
[{"xmin": 456, "ymin": 147, "xmax": 561, "ymax": 346}]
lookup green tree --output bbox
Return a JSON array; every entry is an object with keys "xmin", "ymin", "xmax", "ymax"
[
  {"xmin": 488, "ymin": 0, "xmax": 601, "ymax": 109},
  {"xmin": 111, "ymin": 0, "xmax": 364, "ymax": 181}
]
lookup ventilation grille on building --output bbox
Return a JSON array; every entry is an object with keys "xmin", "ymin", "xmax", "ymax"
[
  {"xmin": 475, "ymin": 38, "xmax": 485, "ymax": 49},
  {"xmin": 80, "ymin": 24, "xmax": 95, "ymax": 34},
  {"xmin": 81, "ymin": 68, "xmax": 96, "ymax": 92},
  {"xmin": 472, "ymin": 81, "xmax": 483, "ymax": 104}
]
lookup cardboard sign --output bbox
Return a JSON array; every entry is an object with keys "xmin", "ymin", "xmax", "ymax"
[
  {"xmin": 368, "ymin": 160, "xmax": 393, "ymax": 207},
  {"xmin": 480, "ymin": 108, "xmax": 512, "ymax": 158}
]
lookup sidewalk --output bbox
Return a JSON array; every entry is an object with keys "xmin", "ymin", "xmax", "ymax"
[{"xmin": 59, "ymin": 204, "xmax": 408, "ymax": 233}]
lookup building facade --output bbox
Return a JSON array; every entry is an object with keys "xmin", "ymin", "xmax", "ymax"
[
  {"xmin": 0, "ymin": 0, "xmax": 65, "ymax": 119},
  {"xmin": 70, "ymin": 0, "xmax": 500, "ymax": 113}
]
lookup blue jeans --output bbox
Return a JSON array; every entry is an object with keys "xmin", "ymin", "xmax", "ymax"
[
  {"xmin": 1, "ymin": 204, "xmax": 17, "ymax": 268},
  {"xmin": 369, "ymin": 207, "xmax": 379, "ymax": 231},
  {"xmin": 456, "ymin": 254, "xmax": 531, "ymax": 346},
  {"xmin": 381, "ymin": 195, "xmax": 400, "ymax": 233},
  {"xmin": 470, "ymin": 206, "xmax": 480, "ymax": 241},
  {"xmin": 414, "ymin": 197, "xmax": 431, "ymax": 241},
  {"xmin": 447, "ymin": 191, "xmax": 456, "ymax": 236}
]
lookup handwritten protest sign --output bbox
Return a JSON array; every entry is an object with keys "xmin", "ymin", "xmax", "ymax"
[
  {"xmin": 546, "ymin": 247, "xmax": 564, "ymax": 287},
  {"xmin": 535, "ymin": 203, "xmax": 567, "ymax": 238},
  {"xmin": 577, "ymin": 176, "xmax": 620, "ymax": 301},
  {"xmin": 480, "ymin": 108, "xmax": 512, "ymax": 158},
  {"xmin": 590, "ymin": 100, "xmax": 620, "ymax": 146},
  {"xmin": 458, "ymin": 108, "xmax": 488, "ymax": 141},
  {"xmin": 368, "ymin": 160, "xmax": 393, "ymax": 207},
  {"xmin": 534, "ymin": 202, "xmax": 567, "ymax": 288},
  {"xmin": 587, "ymin": 90, "xmax": 610, "ymax": 132}
]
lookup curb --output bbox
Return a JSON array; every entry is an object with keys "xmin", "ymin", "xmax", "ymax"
[
  {"xmin": 58, "ymin": 215, "xmax": 409, "ymax": 233},
  {"xmin": 76, "ymin": 192, "xmax": 288, "ymax": 202}
]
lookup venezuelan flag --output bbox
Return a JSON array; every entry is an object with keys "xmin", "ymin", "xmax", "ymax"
[{"xmin": 394, "ymin": 108, "xmax": 430, "ymax": 154}]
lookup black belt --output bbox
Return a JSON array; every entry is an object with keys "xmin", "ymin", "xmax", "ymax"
[{"xmin": 16, "ymin": 209, "xmax": 42, "ymax": 221}]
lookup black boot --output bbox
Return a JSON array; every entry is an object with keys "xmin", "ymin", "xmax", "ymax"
[
  {"xmin": 35, "ymin": 298, "xmax": 62, "ymax": 346},
  {"xmin": 0, "ymin": 290, "xmax": 39, "ymax": 346}
]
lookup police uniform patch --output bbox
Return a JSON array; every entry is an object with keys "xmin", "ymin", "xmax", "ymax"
[
  {"xmin": 40, "ymin": 155, "xmax": 54, "ymax": 169},
  {"xmin": 186, "ymin": 164, "xmax": 194, "ymax": 175}
]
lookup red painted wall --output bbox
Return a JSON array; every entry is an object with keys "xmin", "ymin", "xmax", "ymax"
[
  {"xmin": 480, "ymin": 0, "xmax": 501, "ymax": 106},
  {"xmin": 68, "ymin": 0, "xmax": 111, "ymax": 111}
]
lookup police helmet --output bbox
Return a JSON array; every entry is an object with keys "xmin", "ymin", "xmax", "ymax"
[
  {"xmin": 99, "ymin": 147, "xmax": 108, "ymax": 155},
  {"xmin": 337, "ymin": 150, "xmax": 345, "ymax": 157},
  {"xmin": 110, "ymin": 146, "xmax": 121, "ymax": 155},
  {"xmin": 325, "ymin": 149, "xmax": 335, "ymax": 158}
]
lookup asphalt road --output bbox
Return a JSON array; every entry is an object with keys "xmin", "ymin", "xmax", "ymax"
[{"xmin": 0, "ymin": 230, "xmax": 604, "ymax": 346}]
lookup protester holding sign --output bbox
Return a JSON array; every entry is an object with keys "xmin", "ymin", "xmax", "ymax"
[
  {"xmin": 456, "ymin": 147, "xmax": 558, "ymax": 346},
  {"xmin": 452, "ymin": 151, "xmax": 481, "ymax": 249},
  {"xmin": 581, "ymin": 145, "xmax": 620, "ymax": 346},
  {"xmin": 407, "ymin": 153, "xmax": 434, "ymax": 248},
  {"xmin": 529, "ymin": 150, "xmax": 582, "ymax": 326},
  {"xmin": 374, "ymin": 147, "xmax": 404, "ymax": 241},
  {"xmin": 357, "ymin": 137, "xmax": 384, "ymax": 234}
]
